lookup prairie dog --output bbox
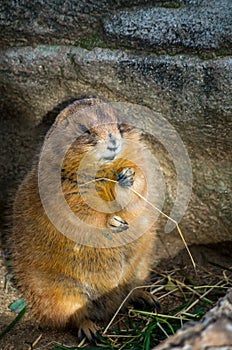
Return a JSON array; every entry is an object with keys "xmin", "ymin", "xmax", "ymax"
[{"xmin": 12, "ymin": 97, "xmax": 158, "ymax": 341}]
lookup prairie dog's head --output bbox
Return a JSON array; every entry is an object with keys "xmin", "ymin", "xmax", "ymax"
[
  {"xmin": 55, "ymin": 98, "xmax": 141, "ymax": 165},
  {"xmin": 76, "ymin": 121, "xmax": 142, "ymax": 166},
  {"xmin": 47, "ymin": 99, "xmax": 140, "ymax": 169}
]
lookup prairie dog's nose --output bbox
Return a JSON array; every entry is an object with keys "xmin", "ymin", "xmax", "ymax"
[{"xmin": 107, "ymin": 133, "xmax": 121, "ymax": 152}]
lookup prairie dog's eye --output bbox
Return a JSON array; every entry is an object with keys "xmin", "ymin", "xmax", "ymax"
[{"xmin": 78, "ymin": 123, "xmax": 91, "ymax": 135}]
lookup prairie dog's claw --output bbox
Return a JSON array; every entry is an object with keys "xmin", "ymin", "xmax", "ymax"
[
  {"xmin": 117, "ymin": 168, "xmax": 135, "ymax": 188},
  {"xmin": 77, "ymin": 320, "xmax": 99, "ymax": 343},
  {"xmin": 107, "ymin": 215, "xmax": 129, "ymax": 233}
]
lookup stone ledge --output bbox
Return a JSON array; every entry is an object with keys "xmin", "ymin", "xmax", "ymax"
[
  {"xmin": 103, "ymin": 0, "xmax": 232, "ymax": 53},
  {"xmin": 1, "ymin": 0, "xmax": 232, "ymax": 54},
  {"xmin": 1, "ymin": 46, "xmax": 231, "ymax": 122},
  {"xmin": 0, "ymin": 0, "xmax": 181, "ymax": 47}
]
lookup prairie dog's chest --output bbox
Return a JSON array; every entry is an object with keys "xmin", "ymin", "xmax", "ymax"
[{"xmin": 67, "ymin": 244, "xmax": 131, "ymax": 280}]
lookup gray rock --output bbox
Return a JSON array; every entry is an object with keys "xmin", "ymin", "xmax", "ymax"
[
  {"xmin": 1, "ymin": 46, "xmax": 231, "ymax": 122},
  {"xmin": 3, "ymin": 0, "xmax": 231, "ymax": 52},
  {"xmin": 103, "ymin": 0, "xmax": 232, "ymax": 52},
  {"xmin": 0, "ymin": 0, "xmax": 170, "ymax": 47},
  {"xmin": 0, "ymin": 0, "xmax": 99, "ymax": 46}
]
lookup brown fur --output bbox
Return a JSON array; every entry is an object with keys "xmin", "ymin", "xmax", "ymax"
[{"xmin": 12, "ymin": 97, "xmax": 157, "ymax": 338}]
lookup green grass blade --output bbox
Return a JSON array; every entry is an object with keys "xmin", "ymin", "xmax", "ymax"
[{"xmin": 0, "ymin": 306, "xmax": 27, "ymax": 339}]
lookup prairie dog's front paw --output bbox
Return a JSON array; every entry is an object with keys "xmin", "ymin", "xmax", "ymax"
[
  {"xmin": 107, "ymin": 215, "xmax": 129, "ymax": 233},
  {"xmin": 117, "ymin": 168, "xmax": 135, "ymax": 188}
]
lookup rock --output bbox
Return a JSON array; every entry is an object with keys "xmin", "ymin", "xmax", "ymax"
[
  {"xmin": 153, "ymin": 288, "xmax": 232, "ymax": 349},
  {"xmin": 0, "ymin": 0, "xmax": 168, "ymax": 47},
  {"xmin": 1, "ymin": 46, "xmax": 231, "ymax": 122},
  {"xmin": 103, "ymin": 0, "xmax": 232, "ymax": 53}
]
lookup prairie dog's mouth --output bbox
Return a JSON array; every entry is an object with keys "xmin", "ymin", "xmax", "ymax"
[{"xmin": 102, "ymin": 143, "xmax": 121, "ymax": 162}]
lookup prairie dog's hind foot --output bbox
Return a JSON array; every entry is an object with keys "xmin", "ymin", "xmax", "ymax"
[
  {"xmin": 117, "ymin": 168, "xmax": 135, "ymax": 188},
  {"xmin": 107, "ymin": 215, "xmax": 129, "ymax": 233},
  {"xmin": 130, "ymin": 290, "xmax": 161, "ymax": 312},
  {"xmin": 77, "ymin": 319, "xmax": 100, "ymax": 343}
]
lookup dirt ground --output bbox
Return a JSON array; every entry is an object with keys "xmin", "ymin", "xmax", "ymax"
[{"xmin": 1, "ymin": 241, "xmax": 232, "ymax": 350}]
